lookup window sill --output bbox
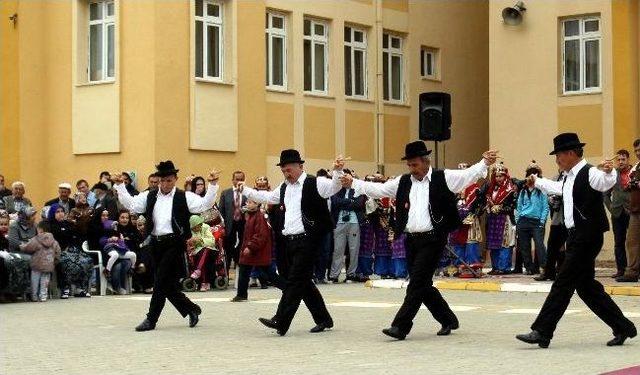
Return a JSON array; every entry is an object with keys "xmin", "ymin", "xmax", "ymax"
[
  {"xmin": 303, "ymin": 92, "xmax": 335, "ymax": 100},
  {"xmin": 75, "ymin": 79, "xmax": 116, "ymax": 87},
  {"xmin": 384, "ymin": 101, "xmax": 410, "ymax": 108},
  {"xmin": 266, "ymin": 87, "xmax": 294, "ymax": 95},
  {"xmin": 195, "ymin": 78, "xmax": 235, "ymax": 86},
  {"xmin": 421, "ymin": 76, "xmax": 441, "ymax": 83},
  {"xmin": 346, "ymin": 96, "xmax": 374, "ymax": 104},
  {"xmin": 559, "ymin": 90, "xmax": 602, "ymax": 97}
]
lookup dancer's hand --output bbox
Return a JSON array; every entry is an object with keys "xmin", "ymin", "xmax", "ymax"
[
  {"xmin": 208, "ymin": 169, "xmax": 221, "ymax": 183},
  {"xmin": 112, "ymin": 173, "xmax": 124, "ymax": 185},
  {"xmin": 598, "ymin": 159, "xmax": 614, "ymax": 174},
  {"xmin": 334, "ymin": 155, "xmax": 351, "ymax": 170},
  {"xmin": 482, "ymin": 150, "xmax": 499, "ymax": 166}
]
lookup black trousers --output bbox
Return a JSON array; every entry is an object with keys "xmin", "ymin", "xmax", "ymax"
[
  {"xmin": 392, "ymin": 234, "xmax": 458, "ymax": 334},
  {"xmin": 531, "ymin": 230, "xmax": 635, "ymax": 338},
  {"xmin": 612, "ymin": 213, "xmax": 630, "ymax": 273},
  {"xmin": 147, "ymin": 237, "xmax": 199, "ymax": 324},
  {"xmin": 236, "ymin": 264, "xmax": 286, "ymax": 298},
  {"xmin": 225, "ymin": 220, "xmax": 245, "ymax": 272},
  {"xmin": 543, "ymin": 224, "xmax": 567, "ymax": 278},
  {"xmin": 274, "ymin": 235, "xmax": 333, "ymax": 333}
]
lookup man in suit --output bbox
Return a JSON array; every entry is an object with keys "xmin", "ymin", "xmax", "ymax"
[
  {"xmin": 2, "ymin": 181, "xmax": 32, "ymax": 215},
  {"xmin": 517, "ymin": 133, "xmax": 637, "ymax": 348},
  {"xmin": 218, "ymin": 171, "xmax": 247, "ymax": 273},
  {"xmin": 44, "ymin": 183, "xmax": 75, "ymax": 213},
  {"xmin": 604, "ymin": 149, "xmax": 632, "ymax": 280}
]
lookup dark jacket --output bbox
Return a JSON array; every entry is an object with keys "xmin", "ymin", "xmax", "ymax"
[
  {"xmin": 604, "ymin": 167, "xmax": 632, "ymax": 218},
  {"xmin": 49, "ymin": 219, "xmax": 76, "ymax": 250},
  {"xmin": 93, "ymin": 194, "xmax": 119, "ymax": 220},
  {"xmin": 44, "ymin": 197, "xmax": 75, "ymax": 212},
  {"xmin": 572, "ymin": 164, "xmax": 609, "ymax": 234},
  {"xmin": 239, "ymin": 211, "xmax": 273, "ymax": 266},
  {"xmin": 2, "ymin": 196, "xmax": 33, "ymax": 214},
  {"xmin": 330, "ymin": 187, "xmax": 366, "ymax": 227},
  {"xmin": 7, "ymin": 221, "xmax": 36, "ymax": 252},
  {"xmin": 218, "ymin": 188, "xmax": 247, "ymax": 234}
]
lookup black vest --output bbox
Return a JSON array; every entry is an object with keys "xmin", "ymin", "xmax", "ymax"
[
  {"xmin": 145, "ymin": 189, "xmax": 192, "ymax": 240},
  {"xmin": 273, "ymin": 175, "xmax": 333, "ymax": 237},
  {"xmin": 569, "ymin": 163, "xmax": 610, "ymax": 233},
  {"xmin": 395, "ymin": 170, "xmax": 461, "ymax": 235}
]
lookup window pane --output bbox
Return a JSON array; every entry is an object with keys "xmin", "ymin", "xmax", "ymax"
[
  {"xmin": 207, "ymin": 4, "xmax": 220, "ymax": 17},
  {"xmin": 420, "ymin": 49, "xmax": 425, "ymax": 76},
  {"xmin": 304, "ymin": 19, "xmax": 311, "ymax": 36},
  {"xmin": 314, "ymin": 43, "xmax": 325, "ymax": 91},
  {"xmin": 107, "ymin": 2, "xmax": 114, "ymax": 17},
  {"xmin": 344, "ymin": 46, "xmax": 352, "ymax": 96},
  {"xmin": 195, "ymin": 0, "xmax": 203, "ymax": 16},
  {"xmin": 207, "ymin": 25, "xmax": 220, "ymax": 77},
  {"xmin": 89, "ymin": 24, "xmax": 103, "ymax": 81},
  {"xmin": 585, "ymin": 39, "xmax": 600, "ymax": 88},
  {"xmin": 383, "ymin": 52, "xmax": 389, "ymax": 100},
  {"xmin": 383, "ymin": 34, "xmax": 388, "ymax": 49},
  {"xmin": 584, "ymin": 20, "xmax": 599, "ymax": 33},
  {"xmin": 304, "ymin": 39, "xmax": 311, "ymax": 90},
  {"xmin": 391, "ymin": 37, "xmax": 400, "ymax": 49},
  {"xmin": 314, "ymin": 23, "xmax": 325, "ymax": 37},
  {"xmin": 564, "ymin": 20, "xmax": 579, "ymax": 37},
  {"xmin": 272, "ymin": 15, "xmax": 283, "ymax": 29},
  {"xmin": 564, "ymin": 39, "xmax": 580, "ymax": 91},
  {"xmin": 265, "ymin": 13, "xmax": 269, "ymax": 28},
  {"xmin": 344, "ymin": 26, "xmax": 351, "ymax": 42},
  {"xmin": 272, "ymin": 36, "xmax": 284, "ymax": 86},
  {"xmin": 107, "ymin": 24, "xmax": 115, "ymax": 78},
  {"xmin": 90, "ymin": 2, "xmax": 103, "ymax": 21},
  {"xmin": 195, "ymin": 21, "xmax": 203, "ymax": 77},
  {"xmin": 391, "ymin": 55, "xmax": 401, "ymax": 100},
  {"xmin": 426, "ymin": 53, "xmax": 433, "ymax": 76},
  {"xmin": 354, "ymin": 30, "xmax": 363, "ymax": 43},
  {"xmin": 354, "ymin": 49, "xmax": 364, "ymax": 96},
  {"xmin": 265, "ymin": 35, "xmax": 269, "ymax": 85}
]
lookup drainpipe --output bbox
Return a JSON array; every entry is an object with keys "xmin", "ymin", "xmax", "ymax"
[{"xmin": 374, "ymin": 0, "xmax": 384, "ymax": 175}]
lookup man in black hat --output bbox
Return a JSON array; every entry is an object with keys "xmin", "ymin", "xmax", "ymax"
[
  {"xmin": 238, "ymin": 149, "xmax": 347, "ymax": 336},
  {"xmin": 112, "ymin": 161, "xmax": 221, "ymax": 331},
  {"xmin": 516, "ymin": 132, "xmax": 637, "ymax": 348},
  {"xmin": 91, "ymin": 182, "xmax": 119, "ymax": 220},
  {"xmin": 341, "ymin": 141, "xmax": 497, "ymax": 340}
]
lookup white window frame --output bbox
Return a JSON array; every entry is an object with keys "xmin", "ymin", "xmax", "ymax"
[
  {"xmin": 421, "ymin": 47, "xmax": 438, "ymax": 80},
  {"xmin": 561, "ymin": 17, "xmax": 601, "ymax": 95},
  {"xmin": 266, "ymin": 11, "xmax": 287, "ymax": 90},
  {"xmin": 303, "ymin": 18, "xmax": 329, "ymax": 95},
  {"xmin": 195, "ymin": 0, "xmax": 224, "ymax": 82},
  {"xmin": 344, "ymin": 25, "xmax": 368, "ymax": 99},
  {"xmin": 88, "ymin": 0, "xmax": 115, "ymax": 83},
  {"xmin": 383, "ymin": 33, "xmax": 404, "ymax": 103}
]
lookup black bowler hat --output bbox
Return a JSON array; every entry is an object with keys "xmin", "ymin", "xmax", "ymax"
[
  {"xmin": 401, "ymin": 141, "xmax": 432, "ymax": 160},
  {"xmin": 549, "ymin": 133, "xmax": 586, "ymax": 155},
  {"xmin": 277, "ymin": 149, "xmax": 305, "ymax": 166},
  {"xmin": 155, "ymin": 160, "xmax": 180, "ymax": 177}
]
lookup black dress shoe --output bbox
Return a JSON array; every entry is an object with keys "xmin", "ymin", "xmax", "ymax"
[
  {"xmin": 607, "ymin": 326, "xmax": 638, "ymax": 346},
  {"xmin": 382, "ymin": 326, "xmax": 406, "ymax": 340},
  {"xmin": 188, "ymin": 305, "xmax": 202, "ymax": 328},
  {"xmin": 437, "ymin": 321, "xmax": 460, "ymax": 336},
  {"xmin": 616, "ymin": 275, "xmax": 639, "ymax": 283},
  {"xmin": 310, "ymin": 320, "xmax": 334, "ymax": 333},
  {"xmin": 533, "ymin": 274, "xmax": 552, "ymax": 281},
  {"xmin": 259, "ymin": 317, "xmax": 286, "ymax": 336},
  {"xmin": 610, "ymin": 271, "xmax": 624, "ymax": 279},
  {"xmin": 135, "ymin": 319, "xmax": 156, "ymax": 332},
  {"xmin": 516, "ymin": 330, "xmax": 551, "ymax": 348}
]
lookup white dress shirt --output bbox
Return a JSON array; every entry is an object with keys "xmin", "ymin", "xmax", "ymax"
[
  {"xmin": 114, "ymin": 183, "xmax": 219, "ymax": 236},
  {"xmin": 352, "ymin": 160, "xmax": 488, "ymax": 233},
  {"xmin": 534, "ymin": 159, "xmax": 617, "ymax": 229},
  {"xmin": 243, "ymin": 171, "xmax": 343, "ymax": 235}
]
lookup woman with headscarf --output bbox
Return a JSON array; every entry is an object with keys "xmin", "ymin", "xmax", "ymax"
[
  {"xmin": 485, "ymin": 163, "xmax": 518, "ymax": 275},
  {"xmin": 8, "ymin": 206, "xmax": 37, "ymax": 253}
]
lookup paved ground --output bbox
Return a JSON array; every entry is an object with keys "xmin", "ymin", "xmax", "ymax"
[{"xmin": 2, "ymin": 283, "xmax": 639, "ymax": 375}]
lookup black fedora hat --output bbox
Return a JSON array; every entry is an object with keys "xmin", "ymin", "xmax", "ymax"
[
  {"xmin": 155, "ymin": 160, "xmax": 180, "ymax": 177},
  {"xmin": 277, "ymin": 149, "xmax": 305, "ymax": 166},
  {"xmin": 549, "ymin": 133, "xmax": 586, "ymax": 155},
  {"xmin": 401, "ymin": 141, "xmax": 432, "ymax": 160}
]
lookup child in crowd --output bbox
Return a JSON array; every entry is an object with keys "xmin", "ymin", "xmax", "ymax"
[
  {"xmin": 187, "ymin": 215, "xmax": 216, "ymax": 292},
  {"xmin": 20, "ymin": 221, "xmax": 61, "ymax": 302},
  {"xmin": 99, "ymin": 219, "xmax": 137, "ymax": 280}
]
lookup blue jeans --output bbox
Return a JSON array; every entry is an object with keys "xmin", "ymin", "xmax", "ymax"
[
  {"xmin": 111, "ymin": 259, "xmax": 131, "ymax": 290},
  {"xmin": 517, "ymin": 217, "xmax": 547, "ymax": 273},
  {"xmin": 314, "ymin": 232, "xmax": 332, "ymax": 281}
]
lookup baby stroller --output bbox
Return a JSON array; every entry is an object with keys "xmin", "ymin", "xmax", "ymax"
[{"xmin": 181, "ymin": 224, "xmax": 228, "ymax": 291}]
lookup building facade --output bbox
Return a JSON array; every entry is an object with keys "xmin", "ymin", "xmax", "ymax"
[{"xmin": 0, "ymin": 0, "xmax": 489, "ymax": 205}]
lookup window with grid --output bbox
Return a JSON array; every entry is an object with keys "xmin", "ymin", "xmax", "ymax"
[
  {"xmin": 195, "ymin": 0, "xmax": 223, "ymax": 80},
  {"xmin": 383, "ymin": 33, "xmax": 403, "ymax": 102},
  {"xmin": 303, "ymin": 18, "xmax": 329, "ymax": 94},
  {"xmin": 420, "ymin": 47, "xmax": 439, "ymax": 80},
  {"xmin": 88, "ymin": 0, "xmax": 115, "ymax": 82},
  {"xmin": 266, "ymin": 12, "xmax": 287, "ymax": 89},
  {"xmin": 562, "ymin": 17, "xmax": 601, "ymax": 94},
  {"xmin": 344, "ymin": 26, "xmax": 367, "ymax": 98}
]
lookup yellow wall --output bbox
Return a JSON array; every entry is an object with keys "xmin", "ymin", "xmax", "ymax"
[
  {"xmin": 0, "ymin": 0, "xmax": 20, "ymax": 181},
  {"xmin": 345, "ymin": 110, "xmax": 375, "ymax": 162}
]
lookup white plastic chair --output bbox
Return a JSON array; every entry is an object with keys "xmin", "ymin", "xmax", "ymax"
[{"xmin": 82, "ymin": 241, "xmax": 132, "ymax": 295}]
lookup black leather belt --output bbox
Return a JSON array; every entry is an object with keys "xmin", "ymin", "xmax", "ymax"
[
  {"xmin": 284, "ymin": 233, "xmax": 307, "ymax": 241},
  {"xmin": 406, "ymin": 230, "xmax": 437, "ymax": 238},
  {"xmin": 151, "ymin": 233, "xmax": 177, "ymax": 242}
]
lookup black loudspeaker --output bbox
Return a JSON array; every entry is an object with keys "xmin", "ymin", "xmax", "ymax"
[{"xmin": 419, "ymin": 92, "xmax": 451, "ymax": 142}]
